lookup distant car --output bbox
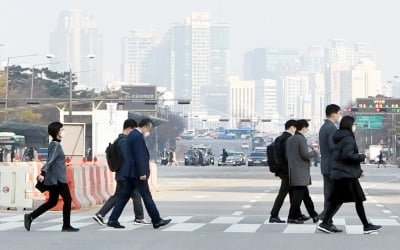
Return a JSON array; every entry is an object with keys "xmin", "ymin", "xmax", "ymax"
[
  {"xmin": 37, "ymin": 147, "xmax": 48, "ymax": 161},
  {"xmin": 241, "ymin": 142, "xmax": 250, "ymax": 149},
  {"xmin": 218, "ymin": 152, "xmax": 241, "ymax": 166},
  {"xmin": 254, "ymin": 146, "xmax": 267, "ymax": 152},
  {"xmin": 247, "ymin": 151, "xmax": 268, "ymax": 166}
]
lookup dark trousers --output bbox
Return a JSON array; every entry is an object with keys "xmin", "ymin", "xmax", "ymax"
[
  {"xmin": 270, "ymin": 174, "xmax": 301, "ymax": 218},
  {"xmin": 323, "ymin": 200, "xmax": 368, "ymax": 227},
  {"xmin": 109, "ymin": 177, "xmax": 161, "ymax": 224},
  {"xmin": 97, "ymin": 180, "xmax": 144, "ymax": 220},
  {"xmin": 30, "ymin": 182, "xmax": 72, "ymax": 227},
  {"xmin": 320, "ymin": 174, "xmax": 335, "ymax": 219},
  {"xmin": 288, "ymin": 186, "xmax": 318, "ymax": 220}
]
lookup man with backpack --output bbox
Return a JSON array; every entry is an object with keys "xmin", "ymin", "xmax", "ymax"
[
  {"xmin": 269, "ymin": 120, "xmax": 298, "ymax": 223},
  {"xmin": 93, "ymin": 119, "xmax": 149, "ymax": 226}
]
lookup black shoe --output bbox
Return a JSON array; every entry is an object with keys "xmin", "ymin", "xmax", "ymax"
[
  {"xmin": 331, "ymin": 224, "xmax": 343, "ymax": 233},
  {"xmin": 62, "ymin": 225, "xmax": 79, "ymax": 232},
  {"xmin": 92, "ymin": 214, "xmax": 105, "ymax": 226},
  {"xmin": 312, "ymin": 215, "xmax": 320, "ymax": 223},
  {"xmin": 317, "ymin": 223, "xmax": 336, "ymax": 233},
  {"xmin": 269, "ymin": 216, "xmax": 286, "ymax": 223},
  {"xmin": 153, "ymin": 218, "xmax": 172, "ymax": 229},
  {"xmin": 287, "ymin": 219, "xmax": 304, "ymax": 224},
  {"xmin": 24, "ymin": 213, "xmax": 32, "ymax": 231},
  {"xmin": 298, "ymin": 215, "xmax": 311, "ymax": 222},
  {"xmin": 107, "ymin": 221, "xmax": 125, "ymax": 229},
  {"xmin": 364, "ymin": 224, "xmax": 382, "ymax": 234}
]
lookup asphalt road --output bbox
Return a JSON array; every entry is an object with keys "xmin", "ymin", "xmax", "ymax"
[{"xmin": 0, "ymin": 164, "xmax": 399, "ymax": 250}]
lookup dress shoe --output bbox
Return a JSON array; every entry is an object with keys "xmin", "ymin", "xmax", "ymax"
[
  {"xmin": 24, "ymin": 213, "xmax": 33, "ymax": 231},
  {"xmin": 298, "ymin": 215, "xmax": 311, "ymax": 222},
  {"xmin": 312, "ymin": 215, "xmax": 320, "ymax": 223},
  {"xmin": 287, "ymin": 219, "xmax": 304, "ymax": 224},
  {"xmin": 107, "ymin": 221, "xmax": 125, "ymax": 228},
  {"xmin": 269, "ymin": 216, "xmax": 286, "ymax": 223},
  {"xmin": 153, "ymin": 218, "xmax": 171, "ymax": 229},
  {"xmin": 62, "ymin": 225, "xmax": 79, "ymax": 232}
]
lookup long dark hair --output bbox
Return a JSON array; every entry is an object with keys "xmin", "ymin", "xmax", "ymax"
[{"xmin": 339, "ymin": 116, "xmax": 354, "ymax": 132}]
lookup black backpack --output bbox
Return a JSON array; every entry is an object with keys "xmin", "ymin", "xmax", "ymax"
[
  {"xmin": 105, "ymin": 138, "xmax": 122, "ymax": 172},
  {"xmin": 267, "ymin": 141, "xmax": 280, "ymax": 173}
]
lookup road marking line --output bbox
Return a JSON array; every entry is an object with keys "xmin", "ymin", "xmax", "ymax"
[
  {"xmin": 0, "ymin": 222, "xmax": 23, "ymax": 231},
  {"xmin": 376, "ymin": 204, "xmax": 384, "ymax": 207},
  {"xmin": 0, "ymin": 215, "xmax": 23, "ymax": 222},
  {"xmin": 242, "ymin": 205, "xmax": 252, "ymax": 209},
  {"xmin": 249, "ymin": 200, "xmax": 257, "ymax": 203},
  {"xmin": 166, "ymin": 216, "xmax": 193, "ymax": 223},
  {"xmin": 101, "ymin": 224, "xmax": 145, "ymax": 231},
  {"xmin": 232, "ymin": 211, "xmax": 243, "ymax": 216},
  {"xmin": 382, "ymin": 210, "xmax": 392, "ymax": 214},
  {"xmin": 39, "ymin": 222, "xmax": 92, "ymax": 231},
  {"xmin": 283, "ymin": 225, "xmax": 316, "ymax": 234},
  {"xmin": 224, "ymin": 224, "xmax": 260, "ymax": 233},
  {"xmin": 163, "ymin": 223, "xmax": 205, "ymax": 232},
  {"xmin": 345, "ymin": 225, "xmax": 363, "ymax": 234},
  {"xmin": 370, "ymin": 218, "xmax": 400, "ymax": 225},
  {"xmin": 44, "ymin": 215, "xmax": 92, "ymax": 223},
  {"xmin": 390, "ymin": 216, "xmax": 399, "ymax": 219},
  {"xmin": 210, "ymin": 216, "xmax": 244, "ymax": 224}
]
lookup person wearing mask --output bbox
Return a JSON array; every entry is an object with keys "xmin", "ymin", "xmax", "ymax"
[
  {"xmin": 286, "ymin": 119, "xmax": 319, "ymax": 224},
  {"xmin": 269, "ymin": 119, "xmax": 302, "ymax": 223},
  {"xmin": 318, "ymin": 104, "xmax": 342, "ymax": 231},
  {"xmin": 93, "ymin": 119, "xmax": 148, "ymax": 226},
  {"xmin": 107, "ymin": 118, "xmax": 171, "ymax": 229},
  {"xmin": 318, "ymin": 116, "xmax": 382, "ymax": 234},
  {"xmin": 24, "ymin": 122, "xmax": 79, "ymax": 232}
]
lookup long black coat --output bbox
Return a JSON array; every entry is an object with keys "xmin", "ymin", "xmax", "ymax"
[{"xmin": 331, "ymin": 129, "xmax": 365, "ymax": 180}]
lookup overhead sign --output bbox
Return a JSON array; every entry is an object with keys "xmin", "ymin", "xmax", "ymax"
[
  {"xmin": 356, "ymin": 115, "xmax": 383, "ymax": 129},
  {"xmin": 121, "ymin": 85, "xmax": 157, "ymax": 111}
]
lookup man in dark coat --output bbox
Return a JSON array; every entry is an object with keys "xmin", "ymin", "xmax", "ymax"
[
  {"xmin": 318, "ymin": 104, "xmax": 342, "ymax": 231},
  {"xmin": 108, "ymin": 118, "xmax": 171, "ymax": 229}
]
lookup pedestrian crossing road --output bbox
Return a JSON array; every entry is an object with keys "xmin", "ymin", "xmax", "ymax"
[{"xmin": 1, "ymin": 213, "xmax": 399, "ymax": 234}]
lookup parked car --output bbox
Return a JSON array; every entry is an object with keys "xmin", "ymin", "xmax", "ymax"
[
  {"xmin": 184, "ymin": 145, "xmax": 214, "ymax": 166},
  {"xmin": 37, "ymin": 147, "xmax": 48, "ymax": 161},
  {"xmin": 217, "ymin": 152, "xmax": 242, "ymax": 166},
  {"xmin": 247, "ymin": 151, "xmax": 268, "ymax": 166}
]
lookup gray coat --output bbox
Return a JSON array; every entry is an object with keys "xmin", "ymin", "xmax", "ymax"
[
  {"xmin": 318, "ymin": 119, "xmax": 337, "ymax": 175},
  {"xmin": 286, "ymin": 132, "xmax": 317, "ymax": 186},
  {"xmin": 41, "ymin": 141, "xmax": 67, "ymax": 185}
]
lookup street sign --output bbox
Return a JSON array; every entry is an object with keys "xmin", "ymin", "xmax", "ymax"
[{"xmin": 356, "ymin": 115, "xmax": 383, "ymax": 129}]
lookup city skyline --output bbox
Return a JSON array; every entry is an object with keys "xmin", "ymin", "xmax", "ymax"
[{"xmin": 1, "ymin": 0, "xmax": 399, "ymax": 81}]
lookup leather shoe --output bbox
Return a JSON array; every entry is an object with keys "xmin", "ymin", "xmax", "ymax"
[
  {"xmin": 24, "ymin": 213, "xmax": 32, "ymax": 231},
  {"xmin": 287, "ymin": 219, "xmax": 304, "ymax": 224},
  {"xmin": 62, "ymin": 225, "xmax": 79, "ymax": 232},
  {"xmin": 298, "ymin": 215, "xmax": 311, "ymax": 222},
  {"xmin": 312, "ymin": 215, "xmax": 320, "ymax": 223},
  {"xmin": 331, "ymin": 224, "xmax": 343, "ymax": 232},
  {"xmin": 107, "ymin": 221, "xmax": 125, "ymax": 228},
  {"xmin": 153, "ymin": 218, "xmax": 171, "ymax": 229},
  {"xmin": 269, "ymin": 216, "xmax": 285, "ymax": 223}
]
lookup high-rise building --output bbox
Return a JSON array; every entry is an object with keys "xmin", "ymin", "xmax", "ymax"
[
  {"xmin": 254, "ymin": 79, "xmax": 278, "ymax": 118},
  {"xmin": 229, "ymin": 77, "xmax": 255, "ymax": 128},
  {"xmin": 169, "ymin": 12, "xmax": 230, "ymax": 115},
  {"xmin": 121, "ymin": 30, "xmax": 156, "ymax": 84},
  {"xmin": 244, "ymin": 48, "xmax": 299, "ymax": 80},
  {"xmin": 281, "ymin": 74, "xmax": 311, "ymax": 120},
  {"xmin": 49, "ymin": 9, "xmax": 102, "ymax": 91},
  {"xmin": 340, "ymin": 59, "xmax": 382, "ymax": 105}
]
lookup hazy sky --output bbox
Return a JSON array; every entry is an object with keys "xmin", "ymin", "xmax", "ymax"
[{"xmin": 1, "ymin": 0, "xmax": 399, "ymax": 80}]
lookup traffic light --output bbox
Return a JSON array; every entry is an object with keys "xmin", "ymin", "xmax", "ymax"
[
  {"xmin": 375, "ymin": 108, "xmax": 388, "ymax": 112},
  {"xmin": 347, "ymin": 107, "xmax": 359, "ymax": 112}
]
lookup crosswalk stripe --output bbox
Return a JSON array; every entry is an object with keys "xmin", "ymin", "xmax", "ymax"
[
  {"xmin": 38, "ymin": 222, "xmax": 92, "ymax": 231},
  {"xmin": 0, "ymin": 222, "xmax": 24, "ymax": 231}
]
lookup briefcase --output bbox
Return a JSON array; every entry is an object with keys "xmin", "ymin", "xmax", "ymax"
[{"xmin": 35, "ymin": 177, "xmax": 48, "ymax": 193}]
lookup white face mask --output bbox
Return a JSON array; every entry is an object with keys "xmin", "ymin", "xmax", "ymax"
[
  {"xmin": 144, "ymin": 131, "xmax": 150, "ymax": 137},
  {"xmin": 352, "ymin": 125, "xmax": 356, "ymax": 132},
  {"xmin": 60, "ymin": 130, "xmax": 66, "ymax": 138}
]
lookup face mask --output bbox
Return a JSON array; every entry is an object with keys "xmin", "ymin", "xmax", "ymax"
[
  {"xmin": 144, "ymin": 131, "xmax": 150, "ymax": 137},
  {"xmin": 352, "ymin": 125, "xmax": 356, "ymax": 132},
  {"xmin": 60, "ymin": 130, "xmax": 66, "ymax": 138}
]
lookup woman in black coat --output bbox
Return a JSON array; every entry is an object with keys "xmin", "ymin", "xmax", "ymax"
[{"xmin": 317, "ymin": 116, "xmax": 382, "ymax": 234}]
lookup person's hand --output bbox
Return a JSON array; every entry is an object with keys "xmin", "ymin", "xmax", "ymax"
[
  {"xmin": 139, "ymin": 175, "xmax": 147, "ymax": 181},
  {"xmin": 360, "ymin": 172, "xmax": 365, "ymax": 177},
  {"xmin": 37, "ymin": 175, "xmax": 44, "ymax": 182}
]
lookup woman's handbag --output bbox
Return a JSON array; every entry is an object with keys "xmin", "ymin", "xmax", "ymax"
[{"xmin": 35, "ymin": 176, "xmax": 48, "ymax": 193}]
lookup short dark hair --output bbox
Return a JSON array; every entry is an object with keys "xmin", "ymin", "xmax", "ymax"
[
  {"xmin": 295, "ymin": 119, "xmax": 309, "ymax": 131},
  {"xmin": 123, "ymin": 119, "xmax": 137, "ymax": 129},
  {"xmin": 284, "ymin": 119, "xmax": 297, "ymax": 130},
  {"xmin": 326, "ymin": 104, "xmax": 341, "ymax": 117},
  {"xmin": 339, "ymin": 115, "xmax": 355, "ymax": 132},
  {"xmin": 138, "ymin": 118, "xmax": 153, "ymax": 128},
  {"xmin": 48, "ymin": 121, "xmax": 63, "ymax": 139}
]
